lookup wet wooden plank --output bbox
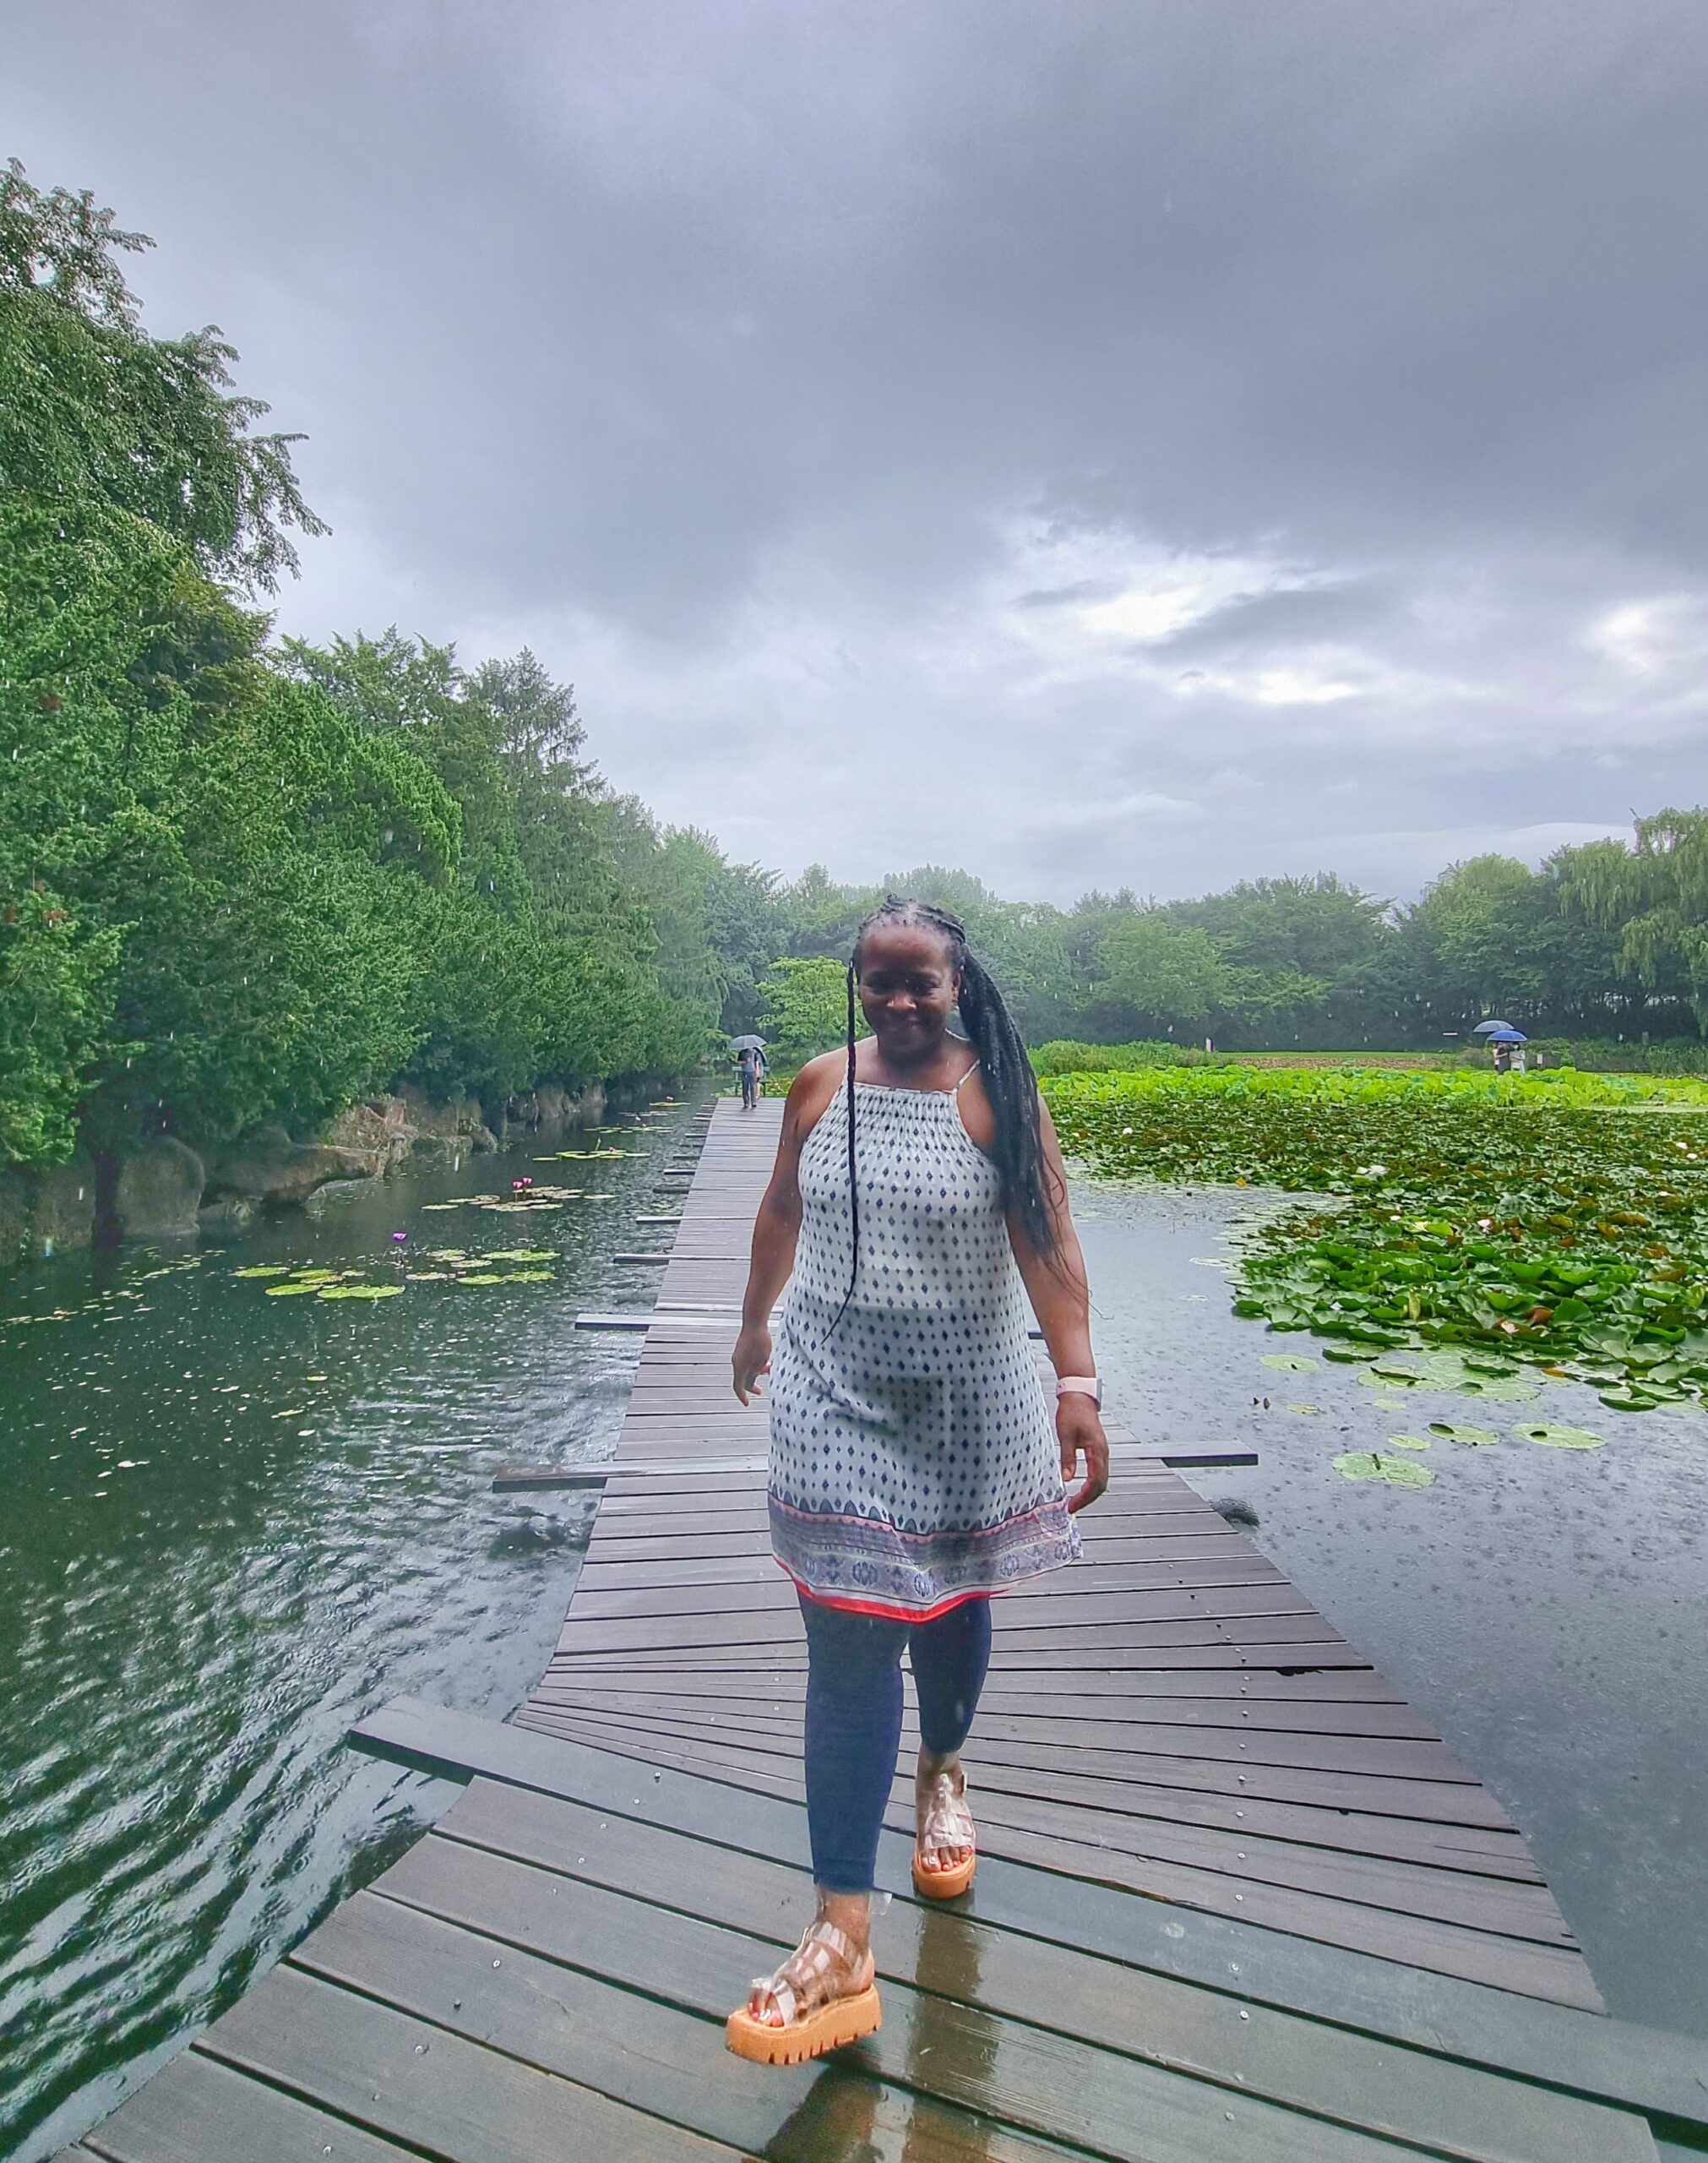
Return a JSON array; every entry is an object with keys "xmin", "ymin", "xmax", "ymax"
[
  {"xmin": 366, "ymin": 1831, "xmax": 1452, "ymax": 2163},
  {"xmin": 73, "ymin": 2050, "xmax": 419, "ymax": 2163},
  {"xmin": 530, "ymin": 1707, "xmax": 1570, "ymax": 1940},
  {"xmin": 432, "ymin": 1776, "xmax": 1649, "ymax": 2163},
  {"xmin": 294, "ymin": 1889, "xmax": 1074, "ymax": 2163},
  {"xmin": 196, "ymin": 1963, "xmax": 742, "ymax": 2161},
  {"xmin": 346, "ymin": 1702, "xmax": 1703, "ymax": 2126},
  {"xmin": 510, "ymin": 1704, "xmax": 1606, "ymax": 2005},
  {"xmin": 534, "ymin": 1695, "xmax": 1531, "ymax": 1859}
]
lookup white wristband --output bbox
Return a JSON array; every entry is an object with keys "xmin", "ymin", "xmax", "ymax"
[{"xmin": 1055, "ymin": 1376, "xmax": 1101, "ymax": 1405}]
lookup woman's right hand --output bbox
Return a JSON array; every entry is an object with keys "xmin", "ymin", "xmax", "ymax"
[{"xmin": 733, "ymin": 1322, "xmax": 773, "ymax": 1405}]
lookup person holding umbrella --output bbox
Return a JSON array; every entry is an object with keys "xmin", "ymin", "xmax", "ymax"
[
  {"xmin": 1474, "ymin": 1022, "xmax": 1529, "ymax": 1076},
  {"xmin": 732, "ymin": 1033, "xmax": 768, "ymax": 1110}
]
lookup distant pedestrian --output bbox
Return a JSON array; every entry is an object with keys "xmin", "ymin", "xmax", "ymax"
[
  {"xmin": 725, "ymin": 896, "xmax": 1107, "ymax": 2065},
  {"xmin": 736, "ymin": 1041, "xmax": 767, "ymax": 1110}
]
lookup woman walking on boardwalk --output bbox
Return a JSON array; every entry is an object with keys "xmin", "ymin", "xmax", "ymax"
[{"xmin": 726, "ymin": 898, "xmax": 1109, "ymax": 2065}]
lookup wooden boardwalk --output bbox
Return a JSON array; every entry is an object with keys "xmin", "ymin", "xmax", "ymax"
[{"xmin": 63, "ymin": 1096, "xmax": 1707, "ymax": 2161}]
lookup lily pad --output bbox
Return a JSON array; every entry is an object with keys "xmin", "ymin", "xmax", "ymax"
[
  {"xmin": 1513, "ymin": 1422, "xmax": 1605, "ymax": 1449},
  {"xmin": 1333, "ymin": 1451, "xmax": 1437, "ymax": 1487},
  {"xmin": 485, "ymin": 1249, "xmax": 556, "ymax": 1264},
  {"xmin": 1262, "ymin": 1354, "xmax": 1318, "ymax": 1372},
  {"xmin": 454, "ymin": 1272, "xmax": 506, "ymax": 1286},
  {"xmin": 264, "ymin": 1282, "xmax": 322, "ymax": 1297},
  {"xmin": 1427, "ymin": 1421, "xmax": 1500, "ymax": 1447},
  {"xmin": 317, "ymin": 1283, "xmax": 405, "ymax": 1300},
  {"xmin": 235, "ymin": 1265, "xmax": 293, "ymax": 1279},
  {"xmin": 1385, "ymin": 1434, "xmax": 1433, "ymax": 1449}
]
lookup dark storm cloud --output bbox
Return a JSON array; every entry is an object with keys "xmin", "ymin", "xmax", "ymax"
[{"xmin": 4, "ymin": 0, "xmax": 1706, "ymax": 896}]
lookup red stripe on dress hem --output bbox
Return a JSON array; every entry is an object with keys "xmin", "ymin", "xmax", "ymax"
[{"xmin": 774, "ymin": 1556, "xmax": 1003, "ymax": 1625}]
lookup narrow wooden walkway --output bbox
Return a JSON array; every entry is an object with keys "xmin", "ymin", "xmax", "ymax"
[
  {"xmin": 527, "ymin": 1102, "xmax": 1597, "ymax": 2010},
  {"xmin": 64, "ymin": 1096, "xmax": 1706, "ymax": 2161}
]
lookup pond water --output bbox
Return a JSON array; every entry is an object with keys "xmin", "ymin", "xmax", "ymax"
[
  {"xmin": 0, "ymin": 1096, "xmax": 708, "ymax": 2162},
  {"xmin": 1074, "ymin": 1180, "xmax": 1708, "ymax": 2044},
  {"xmin": 5, "ymin": 1130, "xmax": 1705, "ymax": 2158}
]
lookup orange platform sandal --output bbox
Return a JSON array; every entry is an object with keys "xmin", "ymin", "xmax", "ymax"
[
  {"xmin": 913, "ymin": 1764, "xmax": 976, "ymax": 1899},
  {"xmin": 725, "ymin": 1918, "xmax": 882, "ymax": 2067}
]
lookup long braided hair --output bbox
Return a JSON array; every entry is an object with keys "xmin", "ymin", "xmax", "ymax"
[{"xmin": 828, "ymin": 897, "xmax": 1060, "ymax": 1338}]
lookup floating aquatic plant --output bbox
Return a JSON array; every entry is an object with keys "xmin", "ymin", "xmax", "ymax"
[
  {"xmin": 1513, "ymin": 1421, "xmax": 1605, "ymax": 1449},
  {"xmin": 1333, "ymin": 1450, "xmax": 1437, "ymax": 1487},
  {"xmin": 1426, "ymin": 1421, "xmax": 1500, "ymax": 1446},
  {"xmin": 1045, "ymin": 1064, "xmax": 1708, "ymax": 1412}
]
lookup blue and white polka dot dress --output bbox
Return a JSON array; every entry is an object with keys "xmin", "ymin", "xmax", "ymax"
[{"xmin": 769, "ymin": 1075, "xmax": 1080, "ymax": 1619}]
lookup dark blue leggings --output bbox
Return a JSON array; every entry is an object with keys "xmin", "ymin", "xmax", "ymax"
[{"xmin": 797, "ymin": 1591, "xmax": 993, "ymax": 1894}]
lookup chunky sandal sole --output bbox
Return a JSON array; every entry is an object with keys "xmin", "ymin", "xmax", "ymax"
[
  {"xmin": 912, "ymin": 1850, "xmax": 976, "ymax": 1900},
  {"xmin": 726, "ymin": 1984, "xmax": 882, "ymax": 2065}
]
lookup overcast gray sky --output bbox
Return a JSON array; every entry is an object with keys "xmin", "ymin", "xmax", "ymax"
[{"xmin": 8, "ymin": 1, "xmax": 1707, "ymax": 903}]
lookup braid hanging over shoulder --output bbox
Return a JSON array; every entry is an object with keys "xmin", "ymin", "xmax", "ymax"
[{"xmin": 825, "ymin": 896, "xmax": 1060, "ymax": 1342}]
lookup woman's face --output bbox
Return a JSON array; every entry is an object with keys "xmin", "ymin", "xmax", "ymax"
[{"xmin": 857, "ymin": 921, "xmax": 960, "ymax": 1058}]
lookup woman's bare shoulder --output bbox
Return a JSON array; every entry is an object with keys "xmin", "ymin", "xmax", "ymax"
[{"xmin": 784, "ymin": 1050, "xmax": 846, "ymax": 1136}]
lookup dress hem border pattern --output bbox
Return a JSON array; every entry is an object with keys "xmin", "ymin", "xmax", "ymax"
[{"xmin": 770, "ymin": 1491, "xmax": 1080, "ymax": 1624}]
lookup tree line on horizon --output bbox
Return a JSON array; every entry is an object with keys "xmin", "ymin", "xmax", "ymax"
[
  {"xmin": 5, "ymin": 160, "xmax": 1706, "ymax": 1180},
  {"xmin": 741, "ymin": 828, "xmax": 1708, "ymax": 1066}
]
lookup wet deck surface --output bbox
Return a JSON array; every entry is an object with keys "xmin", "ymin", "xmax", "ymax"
[{"xmin": 65, "ymin": 1098, "xmax": 1702, "ymax": 2160}]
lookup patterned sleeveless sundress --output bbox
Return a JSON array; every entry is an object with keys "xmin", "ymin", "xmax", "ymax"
[{"xmin": 767, "ymin": 1071, "xmax": 1081, "ymax": 1621}]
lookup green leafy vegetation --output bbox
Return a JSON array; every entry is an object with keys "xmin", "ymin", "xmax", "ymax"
[
  {"xmin": 242, "ymin": 1245, "xmax": 558, "ymax": 1302},
  {"xmin": 1045, "ymin": 1065, "xmax": 1708, "ymax": 1411},
  {"xmin": 0, "ymin": 162, "xmax": 784, "ymax": 1174},
  {"xmin": 1514, "ymin": 1422, "xmax": 1605, "ymax": 1449},
  {"xmin": 1333, "ymin": 1452, "xmax": 1437, "ymax": 1486}
]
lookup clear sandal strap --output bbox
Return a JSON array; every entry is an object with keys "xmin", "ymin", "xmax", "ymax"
[
  {"xmin": 922, "ymin": 1774, "xmax": 975, "ymax": 1854},
  {"xmin": 751, "ymin": 1921, "xmax": 860, "ymax": 2023},
  {"xmin": 802, "ymin": 1917, "xmax": 858, "ymax": 1967}
]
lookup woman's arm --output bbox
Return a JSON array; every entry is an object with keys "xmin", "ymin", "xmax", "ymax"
[
  {"xmin": 732, "ymin": 1057, "xmax": 838, "ymax": 1403},
  {"xmin": 1008, "ymin": 1096, "xmax": 1110, "ymax": 1512}
]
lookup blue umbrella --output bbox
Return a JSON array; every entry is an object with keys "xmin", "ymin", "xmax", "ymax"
[{"xmin": 1486, "ymin": 1027, "xmax": 1528, "ymax": 1044}]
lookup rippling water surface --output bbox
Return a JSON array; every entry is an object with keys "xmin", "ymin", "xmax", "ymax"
[{"xmin": 0, "ymin": 1095, "xmax": 710, "ymax": 2160}]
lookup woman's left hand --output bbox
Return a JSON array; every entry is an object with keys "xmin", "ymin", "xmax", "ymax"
[{"xmin": 1057, "ymin": 1394, "xmax": 1109, "ymax": 1514}]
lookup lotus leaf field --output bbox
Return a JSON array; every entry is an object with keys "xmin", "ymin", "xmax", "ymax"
[{"xmin": 1043, "ymin": 1064, "xmax": 1708, "ymax": 1412}]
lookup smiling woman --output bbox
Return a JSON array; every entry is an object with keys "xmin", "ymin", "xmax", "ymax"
[{"xmin": 725, "ymin": 896, "xmax": 1108, "ymax": 2065}]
